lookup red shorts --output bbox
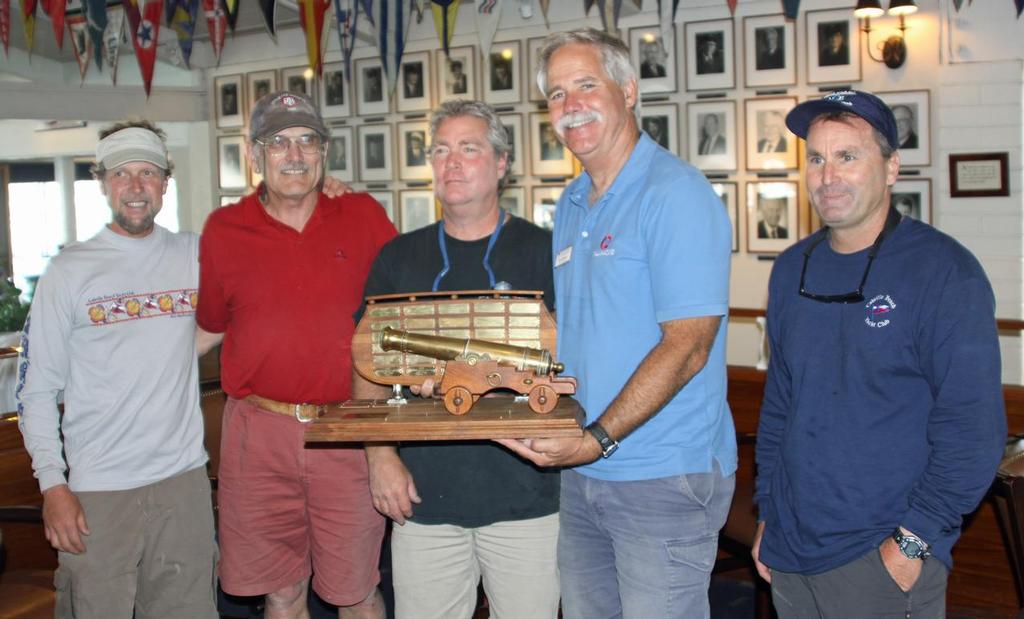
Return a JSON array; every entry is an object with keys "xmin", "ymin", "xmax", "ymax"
[{"xmin": 217, "ymin": 397, "xmax": 385, "ymax": 605}]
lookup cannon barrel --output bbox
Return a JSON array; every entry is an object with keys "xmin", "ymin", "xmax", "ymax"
[{"xmin": 379, "ymin": 327, "xmax": 564, "ymax": 375}]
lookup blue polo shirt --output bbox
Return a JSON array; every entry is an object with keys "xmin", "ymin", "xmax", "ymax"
[{"xmin": 553, "ymin": 133, "xmax": 737, "ymax": 481}]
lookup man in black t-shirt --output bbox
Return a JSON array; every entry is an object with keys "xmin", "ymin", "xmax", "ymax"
[{"xmin": 355, "ymin": 100, "xmax": 560, "ymax": 619}]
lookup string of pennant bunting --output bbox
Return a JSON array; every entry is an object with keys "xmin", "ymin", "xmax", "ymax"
[{"xmin": 3, "ymin": 0, "xmax": 1023, "ymax": 97}]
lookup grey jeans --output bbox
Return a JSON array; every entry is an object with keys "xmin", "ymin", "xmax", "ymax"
[{"xmin": 771, "ymin": 547, "xmax": 948, "ymax": 619}]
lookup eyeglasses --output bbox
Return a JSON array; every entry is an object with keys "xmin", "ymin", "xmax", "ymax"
[
  {"xmin": 798, "ymin": 207, "xmax": 901, "ymax": 304},
  {"xmin": 256, "ymin": 133, "xmax": 324, "ymax": 156}
]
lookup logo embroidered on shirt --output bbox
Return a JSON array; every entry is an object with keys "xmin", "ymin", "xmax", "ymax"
[
  {"xmin": 864, "ymin": 294, "xmax": 895, "ymax": 328},
  {"xmin": 593, "ymin": 233, "xmax": 615, "ymax": 257}
]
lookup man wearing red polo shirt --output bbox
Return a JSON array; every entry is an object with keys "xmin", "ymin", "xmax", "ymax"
[{"xmin": 197, "ymin": 91, "xmax": 396, "ymax": 619}]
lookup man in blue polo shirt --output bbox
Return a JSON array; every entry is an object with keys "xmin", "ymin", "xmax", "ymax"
[{"xmin": 500, "ymin": 28, "xmax": 736, "ymax": 618}]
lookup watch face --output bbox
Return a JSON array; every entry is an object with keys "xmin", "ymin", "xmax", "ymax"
[{"xmin": 904, "ymin": 540, "xmax": 922, "ymax": 556}]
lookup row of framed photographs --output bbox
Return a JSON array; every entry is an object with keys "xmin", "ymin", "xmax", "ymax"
[
  {"xmin": 216, "ymin": 111, "xmax": 575, "ymax": 191},
  {"xmin": 639, "ymin": 90, "xmax": 931, "ymax": 173}
]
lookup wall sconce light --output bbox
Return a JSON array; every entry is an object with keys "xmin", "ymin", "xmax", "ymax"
[{"xmin": 854, "ymin": 0, "xmax": 917, "ymax": 69}]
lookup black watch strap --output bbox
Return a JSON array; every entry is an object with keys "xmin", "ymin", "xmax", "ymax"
[{"xmin": 586, "ymin": 421, "xmax": 619, "ymax": 458}]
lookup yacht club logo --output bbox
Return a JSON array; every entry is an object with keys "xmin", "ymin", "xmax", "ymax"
[
  {"xmin": 864, "ymin": 294, "xmax": 895, "ymax": 328},
  {"xmin": 594, "ymin": 233, "xmax": 615, "ymax": 257}
]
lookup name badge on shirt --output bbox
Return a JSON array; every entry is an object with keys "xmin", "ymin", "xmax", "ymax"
[{"xmin": 555, "ymin": 246, "xmax": 572, "ymax": 268}]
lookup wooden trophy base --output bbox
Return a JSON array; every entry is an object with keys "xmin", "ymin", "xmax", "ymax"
[{"xmin": 304, "ymin": 397, "xmax": 585, "ymax": 442}]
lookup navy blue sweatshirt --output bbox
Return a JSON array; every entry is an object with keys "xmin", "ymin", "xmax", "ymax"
[{"xmin": 755, "ymin": 215, "xmax": 1006, "ymax": 573}]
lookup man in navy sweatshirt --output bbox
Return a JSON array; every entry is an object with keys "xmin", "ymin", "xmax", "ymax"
[{"xmin": 752, "ymin": 90, "xmax": 1006, "ymax": 618}]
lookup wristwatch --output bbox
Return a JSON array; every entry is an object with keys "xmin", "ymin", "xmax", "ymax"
[
  {"xmin": 585, "ymin": 421, "xmax": 619, "ymax": 458},
  {"xmin": 892, "ymin": 527, "xmax": 931, "ymax": 560}
]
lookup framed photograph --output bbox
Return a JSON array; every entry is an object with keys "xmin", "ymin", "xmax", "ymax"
[
  {"xmin": 743, "ymin": 14, "xmax": 796, "ymax": 88},
  {"xmin": 326, "ymin": 126, "xmax": 355, "ymax": 182},
  {"xmin": 320, "ymin": 62, "xmax": 351, "ymax": 118},
  {"xmin": 629, "ymin": 26, "xmax": 677, "ymax": 95},
  {"xmin": 531, "ymin": 186, "xmax": 562, "ymax": 231},
  {"xmin": 369, "ymin": 190, "xmax": 396, "ymax": 226},
  {"xmin": 687, "ymin": 100, "xmax": 737, "ymax": 171},
  {"xmin": 746, "ymin": 181, "xmax": 798, "ymax": 254},
  {"xmin": 215, "ymin": 74, "xmax": 244, "ymax": 129},
  {"xmin": 745, "ymin": 96, "xmax": 798, "ymax": 171},
  {"xmin": 949, "ymin": 152, "xmax": 1010, "ymax": 198},
  {"xmin": 530, "ymin": 112, "xmax": 573, "ymax": 177},
  {"xmin": 527, "ymin": 36, "xmax": 547, "ymax": 102},
  {"xmin": 500, "ymin": 113, "xmax": 525, "ymax": 177},
  {"xmin": 281, "ymin": 66, "xmax": 313, "ymax": 98},
  {"xmin": 805, "ymin": 9, "xmax": 860, "ymax": 85},
  {"xmin": 398, "ymin": 120, "xmax": 431, "ymax": 181},
  {"xmin": 640, "ymin": 103, "xmax": 678, "ymax": 153},
  {"xmin": 435, "ymin": 46, "xmax": 476, "ymax": 103},
  {"xmin": 712, "ymin": 182, "xmax": 739, "ymax": 252},
  {"xmin": 357, "ymin": 124, "xmax": 393, "ymax": 182},
  {"xmin": 499, "ymin": 185, "xmax": 527, "ymax": 220},
  {"xmin": 246, "ymin": 70, "xmax": 277, "ymax": 112},
  {"xmin": 218, "ymin": 135, "xmax": 248, "ymax": 191},
  {"xmin": 397, "ymin": 51, "xmax": 432, "ymax": 113},
  {"xmin": 891, "ymin": 178, "xmax": 932, "ymax": 223},
  {"xmin": 355, "ymin": 57, "xmax": 390, "ymax": 116},
  {"xmin": 483, "ymin": 40, "xmax": 522, "ymax": 105},
  {"xmin": 399, "ymin": 190, "xmax": 438, "ymax": 233},
  {"xmin": 877, "ymin": 90, "xmax": 930, "ymax": 167},
  {"xmin": 685, "ymin": 18, "xmax": 735, "ymax": 92}
]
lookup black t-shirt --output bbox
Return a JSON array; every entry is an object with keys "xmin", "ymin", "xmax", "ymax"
[{"xmin": 362, "ymin": 215, "xmax": 559, "ymax": 527}]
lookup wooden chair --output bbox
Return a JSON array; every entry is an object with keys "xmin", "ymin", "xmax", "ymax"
[{"xmin": 991, "ymin": 435, "xmax": 1024, "ymax": 618}]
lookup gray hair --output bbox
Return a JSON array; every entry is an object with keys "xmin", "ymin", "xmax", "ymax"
[
  {"xmin": 811, "ymin": 111, "xmax": 895, "ymax": 159},
  {"xmin": 535, "ymin": 28, "xmax": 637, "ymax": 98},
  {"xmin": 429, "ymin": 99, "xmax": 513, "ymax": 192}
]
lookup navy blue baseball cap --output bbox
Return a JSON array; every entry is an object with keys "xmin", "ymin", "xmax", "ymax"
[{"xmin": 785, "ymin": 90, "xmax": 899, "ymax": 150}]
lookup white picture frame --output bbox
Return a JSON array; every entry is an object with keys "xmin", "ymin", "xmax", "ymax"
[
  {"xmin": 531, "ymin": 185, "xmax": 562, "ymax": 231},
  {"xmin": 399, "ymin": 190, "xmax": 437, "ymax": 233},
  {"xmin": 745, "ymin": 96, "xmax": 799, "ymax": 172},
  {"xmin": 529, "ymin": 111, "xmax": 573, "ymax": 177},
  {"xmin": 712, "ymin": 182, "xmax": 739, "ymax": 253},
  {"xmin": 629, "ymin": 25, "xmax": 678, "ymax": 95},
  {"xmin": 483, "ymin": 40, "xmax": 522, "ymax": 106},
  {"xmin": 397, "ymin": 51, "xmax": 433, "ymax": 113},
  {"xmin": 526, "ymin": 36, "xmax": 547, "ymax": 103},
  {"xmin": 746, "ymin": 180, "xmax": 799, "ymax": 254},
  {"xmin": 744, "ymin": 14, "xmax": 797, "ymax": 88},
  {"xmin": 326, "ymin": 126, "xmax": 355, "ymax": 183},
  {"xmin": 355, "ymin": 57, "xmax": 390, "ymax": 116},
  {"xmin": 640, "ymin": 103, "xmax": 678, "ymax": 154},
  {"xmin": 369, "ymin": 190, "xmax": 396, "ymax": 226},
  {"xmin": 357, "ymin": 124, "xmax": 393, "ymax": 182},
  {"xmin": 246, "ymin": 70, "xmax": 277, "ymax": 113},
  {"xmin": 891, "ymin": 178, "xmax": 931, "ymax": 224},
  {"xmin": 878, "ymin": 90, "xmax": 931, "ymax": 167},
  {"xmin": 685, "ymin": 18, "xmax": 735, "ymax": 92},
  {"xmin": 435, "ymin": 46, "xmax": 476, "ymax": 103},
  {"xmin": 218, "ymin": 135, "xmax": 248, "ymax": 191},
  {"xmin": 281, "ymin": 66, "xmax": 314, "ymax": 98},
  {"xmin": 806, "ymin": 9, "xmax": 861, "ymax": 85},
  {"xmin": 499, "ymin": 185, "xmax": 527, "ymax": 220},
  {"xmin": 398, "ymin": 120, "xmax": 431, "ymax": 181},
  {"xmin": 320, "ymin": 62, "xmax": 352, "ymax": 119},
  {"xmin": 500, "ymin": 113, "xmax": 525, "ymax": 177},
  {"xmin": 687, "ymin": 100, "xmax": 737, "ymax": 172},
  {"xmin": 215, "ymin": 74, "xmax": 244, "ymax": 129}
]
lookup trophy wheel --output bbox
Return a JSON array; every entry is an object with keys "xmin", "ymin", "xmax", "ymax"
[
  {"xmin": 444, "ymin": 386, "xmax": 474, "ymax": 416},
  {"xmin": 528, "ymin": 385, "xmax": 558, "ymax": 414}
]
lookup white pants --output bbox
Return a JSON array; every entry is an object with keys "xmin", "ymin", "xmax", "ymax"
[{"xmin": 391, "ymin": 513, "xmax": 560, "ymax": 619}]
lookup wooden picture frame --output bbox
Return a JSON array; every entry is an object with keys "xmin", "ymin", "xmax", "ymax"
[
  {"xmin": 499, "ymin": 185, "xmax": 527, "ymax": 220},
  {"xmin": 529, "ymin": 112, "xmax": 572, "ymax": 177},
  {"xmin": 685, "ymin": 18, "xmax": 735, "ymax": 92},
  {"xmin": 878, "ymin": 90, "xmax": 931, "ymax": 167},
  {"xmin": 712, "ymin": 182, "xmax": 739, "ymax": 252},
  {"xmin": 805, "ymin": 8, "xmax": 861, "ymax": 85},
  {"xmin": 281, "ymin": 66, "xmax": 314, "ymax": 98},
  {"xmin": 355, "ymin": 57, "xmax": 390, "ymax": 116},
  {"xmin": 949, "ymin": 153, "xmax": 1010, "ymax": 198},
  {"xmin": 640, "ymin": 103, "xmax": 678, "ymax": 154},
  {"xmin": 744, "ymin": 14, "xmax": 797, "ymax": 88},
  {"xmin": 398, "ymin": 120, "xmax": 431, "ymax": 181},
  {"xmin": 891, "ymin": 178, "xmax": 932, "ymax": 223},
  {"xmin": 531, "ymin": 185, "xmax": 562, "ymax": 231},
  {"xmin": 215, "ymin": 74, "xmax": 244, "ymax": 129},
  {"xmin": 500, "ymin": 113, "xmax": 525, "ymax": 177},
  {"xmin": 746, "ymin": 181, "xmax": 799, "ymax": 254},
  {"xmin": 369, "ymin": 190, "xmax": 396, "ymax": 227},
  {"xmin": 397, "ymin": 51, "xmax": 433, "ymax": 113},
  {"xmin": 320, "ymin": 62, "xmax": 352, "ymax": 119},
  {"xmin": 399, "ymin": 190, "xmax": 438, "ymax": 233},
  {"xmin": 217, "ymin": 135, "xmax": 248, "ymax": 191},
  {"xmin": 246, "ymin": 70, "xmax": 277, "ymax": 113},
  {"xmin": 687, "ymin": 100, "xmax": 737, "ymax": 171},
  {"xmin": 326, "ymin": 126, "xmax": 355, "ymax": 183},
  {"xmin": 527, "ymin": 36, "xmax": 547, "ymax": 102},
  {"xmin": 745, "ymin": 96, "xmax": 799, "ymax": 171},
  {"xmin": 435, "ymin": 46, "xmax": 476, "ymax": 103},
  {"xmin": 629, "ymin": 25, "xmax": 677, "ymax": 95},
  {"xmin": 357, "ymin": 124, "xmax": 393, "ymax": 182},
  {"xmin": 483, "ymin": 40, "xmax": 522, "ymax": 106}
]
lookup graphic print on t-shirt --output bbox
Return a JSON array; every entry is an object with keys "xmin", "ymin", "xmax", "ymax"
[{"xmin": 86, "ymin": 288, "xmax": 198, "ymax": 325}]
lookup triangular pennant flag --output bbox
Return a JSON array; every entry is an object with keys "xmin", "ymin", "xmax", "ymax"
[
  {"xmin": 371, "ymin": 0, "xmax": 413, "ymax": 97},
  {"xmin": 358, "ymin": 0, "xmax": 371, "ymax": 25},
  {"xmin": 221, "ymin": 0, "xmax": 238, "ymax": 31},
  {"xmin": 583, "ymin": 0, "xmax": 594, "ymax": 15},
  {"xmin": 411, "ymin": 0, "xmax": 426, "ymax": 23},
  {"xmin": 202, "ymin": 0, "xmax": 226, "ymax": 62},
  {"xmin": 19, "ymin": 0, "xmax": 36, "ymax": 55},
  {"xmin": 102, "ymin": 6, "xmax": 124, "ymax": 83},
  {"xmin": 334, "ymin": 0, "xmax": 357, "ymax": 81},
  {"xmin": 430, "ymin": 0, "xmax": 459, "ymax": 58},
  {"xmin": 257, "ymin": 0, "xmax": 275, "ymax": 35},
  {"xmin": 474, "ymin": 0, "xmax": 500, "ymax": 64},
  {"xmin": 591, "ymin": 0, "xmax": 622, "ymax": 37},
  {"xmin": 67, "ymin": 13, "xmax": 91, "ymax": 79},
  {"xmin": 83, "ymin": 0, "xmax": 106, "ymax": 68},
  {"xmin": 628, "ymin": 0, "xmax": 639, "ymax": 7},
  {"xmin": 781, "ymin": 0, "xmax": 800, "ymax": 19},
  {"xmin": 951, "ymin": 0, "xmax": 963, "ymax": 10},
  {"xmin": 298, "ymin": 0, "xmax": 330, "ymax": 77},
  {"xmin": 537, "ymin": 0, "xmax": 549, "ymax": 28},
  {"xmin": 656, "ymin": 0, "xmax": 679, "ymax": 61},
  {"xmin": 0, "ymin": 0, "xmax": 9, "ymax": 56},
  {"xmin": 125, "ymin": 0, "xmax": 163, "ymax": 96},
  {"xmin": 1017, "ymin": 0, "xmax": 1023, "ymax": 18},
  {"xmin": 168, "ymin": 0, "xmax": 197, "ymax": 67},
  {"xmin": 726, "ymin": 0, "xmax": 737, "ymax": 15},
  {"xmin": 42, "ymin": 0, "xmax": 66, "ymax": 48}
]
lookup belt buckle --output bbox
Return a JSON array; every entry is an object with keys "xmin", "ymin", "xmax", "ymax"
[{"xmin": 294, "ymin": 403, "xmax": 323, "ymax": 424}]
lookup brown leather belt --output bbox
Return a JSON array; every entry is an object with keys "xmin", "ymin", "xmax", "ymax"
[{"xmin": 244, "ymin": 394, "xmax": 329, "ymax": 423}]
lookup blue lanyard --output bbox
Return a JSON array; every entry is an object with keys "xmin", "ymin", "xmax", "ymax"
[{"xmin": 432, "ymin": 209, "xmax": 506, "ymax": 292}]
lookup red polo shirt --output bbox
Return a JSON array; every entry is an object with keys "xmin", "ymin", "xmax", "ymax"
[{"xmin": 197, "ymin": 192, "xmax": 396, "ymax": 403}]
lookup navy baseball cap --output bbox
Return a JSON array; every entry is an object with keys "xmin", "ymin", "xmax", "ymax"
[{"xmin": 785, "ymin": 90, "xmax": 899, "ymax": 150}]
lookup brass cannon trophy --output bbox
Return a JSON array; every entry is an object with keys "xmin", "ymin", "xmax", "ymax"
[{"xmin": 303, "ymin": 291, "xmax": 585, "ymax": 442}]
